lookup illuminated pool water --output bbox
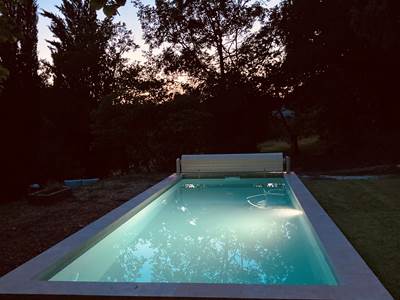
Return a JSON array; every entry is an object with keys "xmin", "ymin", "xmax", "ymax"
[{"xmin": 49, "ymin": 177, "xmax": 337, "ymax": 285}]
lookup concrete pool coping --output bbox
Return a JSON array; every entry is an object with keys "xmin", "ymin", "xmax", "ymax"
[{"xmin": 0, "ymin": 172, "xmax": 393, "ymax": 300}]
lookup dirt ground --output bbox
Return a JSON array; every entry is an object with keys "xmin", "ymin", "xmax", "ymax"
[{"xmin": 0, "ymin": 173, "xmax": 166, "ymax": 276}]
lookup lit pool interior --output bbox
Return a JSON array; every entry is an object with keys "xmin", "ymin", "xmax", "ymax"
[{"xmin": 49, "ymin": 177, "xmax": 337, "ymax": 285}]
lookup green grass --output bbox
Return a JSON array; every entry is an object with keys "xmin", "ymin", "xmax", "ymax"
[
  {"xmin": 258, "ymin": 135, "xmax": 320, "ymax": 153},
  {"xmin": 302, "ymin": 176, "xmax": 400, "ymax": 299}
]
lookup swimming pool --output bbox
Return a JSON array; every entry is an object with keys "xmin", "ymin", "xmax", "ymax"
[
  {"xmin": 0, "ymin": 153, "xmax": 393, "ymax": 299},
  {"xmin": 48, "ymin": 177, "xmax": 337, "ymax": 285}
]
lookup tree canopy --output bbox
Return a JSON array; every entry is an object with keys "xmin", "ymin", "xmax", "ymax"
[
  {"xmin": 1, "ymin": 0, "xmax": 40, "ymax": 198},
  {"xmin": 1, "ymin": 0, "xmax": 399, "ymax": 199},
  {"xmin": 136, "ymin": 0, "xmax": 266, "ymax": 82}
]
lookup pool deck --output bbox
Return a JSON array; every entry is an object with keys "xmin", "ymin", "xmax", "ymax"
[{"xmin": 0, "ymin": 173, "xmax": 393, "ymax": 300}]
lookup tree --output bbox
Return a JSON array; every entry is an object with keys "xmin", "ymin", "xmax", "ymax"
[
  {"xmin": 42, "ymin": 0, "xmax": 135, "ymax": 104},
  {"xmin": 250, "ymin": 0, "xmax": 400, "ymax": 159},
  {"xmin": 41, "ymin": 0, "xmax": 136, "ymax": 177},
  {"xmin": 136, "ymin": 0, "xmax": 265, "ymax": 83},
  {"xmin": 135, "ymin": 0, "xmax": 273, "ymax": 153},
  {"xmin": 91, "ymin": 85, "xmax": 213, "ymax": 174},
  {"xmin": 0, "ymin": 1, "xmax": 15, "ymax": 86},
  {"xmin": 0, "ymin": 0, "xmax": 39, "ymax": 89},
  {"xmin": 0, "ymin": 0, "xmax": 40, "ymax": 199},
  {"xmin": 90, "ymin": 0, "xmax": 126, "ymax": 17}
]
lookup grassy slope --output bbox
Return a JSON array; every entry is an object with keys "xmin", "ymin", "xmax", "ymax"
[{"xmin": 302, "ymin": 177, "xmax": 400, "ymax": 299}]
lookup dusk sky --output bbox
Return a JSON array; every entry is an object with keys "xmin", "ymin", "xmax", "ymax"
[
  {"xmin": 37, "ymin": 0, "xmax": 281, "ymax": 63},
  {"xmin": 37, "ymin": 0, "xmax": 152, "ymax": 62}
]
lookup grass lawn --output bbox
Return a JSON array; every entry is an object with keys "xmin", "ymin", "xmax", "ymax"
[{"xmin": 302, "ymin": 176, "xmax": 400, "ymax": 299}]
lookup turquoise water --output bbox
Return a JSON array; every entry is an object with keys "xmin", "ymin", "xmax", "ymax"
[{"xmin": 49, "ymin": 177, "xmax": 337, "ymax": 285}]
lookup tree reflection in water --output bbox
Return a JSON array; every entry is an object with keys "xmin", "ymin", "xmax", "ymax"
[
  {"xmin": 53, "ymin": 178, "xmax": 336, "ymax": 285},
  {"xmin": 101, "ymin": 179, "xmax": 325, "ymax": 284}
]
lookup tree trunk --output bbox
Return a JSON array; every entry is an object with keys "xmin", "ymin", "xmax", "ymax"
[
  {"xmin": 290, "ymin": 132, "xmax": 299, "ymax": 156},
  {"xmin": 277, "ymin": 109, "xmax": 299, "ymax": 156},
  {"xmin": 217, "ymin": 41, "xmax": 225, "ymax": 81}
]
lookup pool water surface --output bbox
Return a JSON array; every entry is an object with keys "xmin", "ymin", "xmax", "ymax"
[{"xmin": 49, "ymin": 177, "xmax": 337, "ymax": 285}]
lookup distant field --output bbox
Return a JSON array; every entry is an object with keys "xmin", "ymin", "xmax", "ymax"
[
  {"xmin": 258, "ymin": 135, "xmax": 320, "ymax": 153},
  {"xmin": 302, "ymin": 176, "xmax": 400, "ymax": 299}
]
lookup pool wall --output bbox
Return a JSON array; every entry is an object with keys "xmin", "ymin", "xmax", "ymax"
[{"xmin": 0, "ymin": 172, "xmax": 393, "ymax": 300}]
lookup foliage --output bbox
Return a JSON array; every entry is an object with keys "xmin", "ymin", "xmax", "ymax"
[
  {"xmin": 42, "ymin": 0, "xmax": 136, "ymax": 103},
  {"xmin": 2, "ymin": 0, "xmax": 400, "ymax": 198},
  {"xmin": 261, "ymin": 0, "xmax": 400, "ymax": 152},
  {"xmin": 0, "ymin": 0, "xmax": 40, "ymax": 199},
  {"xmin": 39, "ymin": 0, "xmax": 136, "ymax": 179},
  {"xmin": 0, "ymin": 65, "xmax": 9, "ymax": 89},
  {"xmin": 136, "ymin": 0, "xmax": 266, "ymax": 82},
  {"xmin": 205, "ymin": 0, "xmax": 400, "ymax": 155},
  {"xmin": 0, "ymin": 1, "xmax": 15, "ymax": 86},
  {"xmin": 90, "ymin": 0, "xmax": 126, "ymax": 17},
  {"xmin": 134, "ymin": 1, "xmax": 275, "ymax": 154},
  {"xmin": 91, "ymin": 85, "xmax": 212, "ymax": 174}
]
